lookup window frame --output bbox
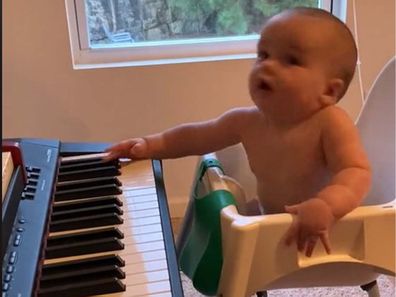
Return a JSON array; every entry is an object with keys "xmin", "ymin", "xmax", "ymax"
[{"xmin": 65, "ymin": 0, "xmax": 344, "ymax": 69}]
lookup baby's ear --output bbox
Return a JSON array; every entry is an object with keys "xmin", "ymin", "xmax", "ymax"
[{"xmin": 320, "ymin": 78, "xmax": 344, "ymax": 106}]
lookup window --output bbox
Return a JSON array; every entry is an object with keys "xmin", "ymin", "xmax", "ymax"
[{"xmin": 65, "ymin": 0, "xmax": 344, "ymax": 68}]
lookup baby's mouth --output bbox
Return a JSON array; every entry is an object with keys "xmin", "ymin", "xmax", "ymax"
[{"xmin": 258, "ymin": 80, "xmax": 272, "ymax": 91}]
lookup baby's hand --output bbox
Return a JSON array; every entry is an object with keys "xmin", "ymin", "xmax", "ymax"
[
  {"xmin": 284, "ymin": 198, "xmax": 335, "ymax": 257},
  {"xmin": 103, "ymin": 138, "xmax": 148, "ymax": 161}
]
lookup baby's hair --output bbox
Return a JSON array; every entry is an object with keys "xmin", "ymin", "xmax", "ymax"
[{"xmin": 278, "ymin": 7, "xmax": 358, "ymax": 99}]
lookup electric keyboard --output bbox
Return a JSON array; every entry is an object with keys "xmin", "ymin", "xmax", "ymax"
[{"xmin": 1, "ymin": 138, "xmax": 184, "ymax": 297}]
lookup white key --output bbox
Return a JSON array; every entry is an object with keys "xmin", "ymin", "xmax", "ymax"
[
  {"xmin": 122, "ymin": 223, "xmax": 163, "ymax": 236},
  {"xmin": 124, "ymin": 270, "xmax": 169, "ymax": 286},
  {"xmin": 121, "ymin": 215, "xmax": 161, "ymax": 227},
  {"xmin": 125, "ymin": 280, "xmax": 171, "ymax": 296},
  {"xmin": 124, "ymin": 201, "xmax": 159, "ymax": 211},
  {"xmin": 121, "ymin": 240, "xmax": 165, "ymax": 254},
  {"xmin": 123, "ymin": 193, "xmax": 159, "ymax": 205},
  {"xmin": 122, "ymin": 250, "xmax": 166, "ymax": 264},
  {"xmin": 123, "ymin": 232, "xmax": 163, "ymax": 245},
  {"xmin": 123, "ymin": 187, "xmax": 157, "ymax": 197},
  {"xmin": 126, "ymin": 259, "xmax": 169, "ymax": 275},
  {"xmin": 125, "ymin": 208, "xmax": 160, "ymax": 219}
]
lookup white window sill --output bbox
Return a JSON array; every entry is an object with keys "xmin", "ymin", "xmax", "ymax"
[
  {"xmin": 69, "ymin": 34, "xmax": 259, "ymax": 69},
  {"xmin": 72, "ymin": 53, "xmax": 257, "ymax": 70}
]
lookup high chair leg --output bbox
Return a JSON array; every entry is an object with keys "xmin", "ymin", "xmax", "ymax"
[{"xmin": 361, "ymin": 280, "xmax": 380, "ymax": 297}]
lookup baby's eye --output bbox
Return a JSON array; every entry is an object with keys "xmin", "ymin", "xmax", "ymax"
[
  {"xmin": 286, "ymin": 55, "xmax": 301, "ymax": 66},
  {"xmin": 257, "ymin": 50, "xmax": 268, "ymax": 61}
]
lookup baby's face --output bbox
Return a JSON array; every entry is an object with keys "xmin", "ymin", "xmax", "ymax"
[{"xmin": 249, "ymin": 13, "xmax": 337, "ymax": 123}]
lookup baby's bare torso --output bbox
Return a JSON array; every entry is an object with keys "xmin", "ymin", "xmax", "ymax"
[{"xmin": 240, "ymin": 108, "xmax": 331, "ymax": 214}]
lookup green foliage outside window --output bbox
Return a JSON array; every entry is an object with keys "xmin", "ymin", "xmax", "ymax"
[
  {"xmin": 169, "ymin": 0, "xmax": 317, "ymax": 36},
  {"xmin": 86, "ymin": 0, "xmax": 318, "ymax": 44}
]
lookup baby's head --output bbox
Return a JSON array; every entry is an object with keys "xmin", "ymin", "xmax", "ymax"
[
  {"xmin": 279, "ymin": 7, "xmax": 357, "ymax": 97},
  {"xmin": 249, "ymin": 7, "xmax": 358, "ymax": 121}
]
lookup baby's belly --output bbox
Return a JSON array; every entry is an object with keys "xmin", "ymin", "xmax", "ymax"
[{"xmin": 256, "ymin": 175, "xmax": 329, "ymax": 214}]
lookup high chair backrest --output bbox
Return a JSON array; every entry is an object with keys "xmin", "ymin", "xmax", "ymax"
[{"xmin": 356, "ymin": 56, "xmax": 395, "ymax": 205}]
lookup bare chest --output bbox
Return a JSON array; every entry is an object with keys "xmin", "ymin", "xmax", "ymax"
[
  {"xmin": 244, "ymin": 124, "xmax": 323, "ymax": 170},
  {"xmin": 241, "ymin": 123, "xmax": 329, "ymax": 211}
]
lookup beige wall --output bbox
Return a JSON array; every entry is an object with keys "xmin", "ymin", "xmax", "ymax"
[{"xmin": 3, "ymin": 0, "xmax": 395, "ymax": 216}]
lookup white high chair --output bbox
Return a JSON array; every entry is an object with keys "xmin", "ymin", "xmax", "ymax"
[{"xmin": 177, "ymin": 56, "xmax": 395, "ymax": 297}]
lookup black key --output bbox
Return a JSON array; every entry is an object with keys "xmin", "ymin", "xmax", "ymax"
[
  {"xmin": 60, "ymin": 157, "xmax": 118, "ymax": 166},
  {"xmin": 46, "ymin": 236, "xmax": 124, "ymax": 258},
  {"xmin": 40, "ymin": 264, "xmax": 125, "ymax": 285},
  {"xmin": 38, "ymin": 277, "xmax": 125, "ymax": 297},
  {"xmin": 57, "ymin": 166, "xmax": 121, "ymax": 182},
  {"xmin": 56, "ymin": 176, "xmax": 122, "ymax": 190},
  {"xmin": 47, "ymin": 227, "xmax": 124, "ymax": 245},
  {"xmin": 55, "ymin": 184, "xmax": 122, "ymax": 201},
  {"xmin": 59, "ymin": 159, "xmax": 120, "ymax": 173},
  {"xmin": 41, "ymin": 255, "xmax": 125, "ymax": 276},
  {"xmin": 51, "ymin": 204, "xmax": 123, "ymax": 221},
  {"xmin": 49, "ymin": 213, "xmax": 123, "ymax": 232},
  {"xmin": 52, "ymin": 196, "xmax": 123, "ymax": 212},
  {"xmin": 45, "ymin": 227, "xmax": 124, "ymax": 258}
]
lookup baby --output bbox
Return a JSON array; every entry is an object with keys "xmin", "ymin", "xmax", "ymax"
[{"xmin": 105, "ymin": 7, "xmax": 371, "ymax": 257}]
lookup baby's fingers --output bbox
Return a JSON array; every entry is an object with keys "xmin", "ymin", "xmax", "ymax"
[
  {"xmin": 103, "ymin": 145, "xmax": 124, "ymax": 161},
  {"xmin": 105, "ymin": 140, "xmax": 127, "ymax": 151},
  {"xmin": 304, "ymin": 232, "xmax": 331, "ymax": 257},
  {"xmin": 104, "ymin": 140, "xmax": 137, "ymax": 160},
  {"xmin": 285, "ymin": 204, "xmax": 299, "ymax": 214},
  {"xmin": 319, "ymin": 232, "xmax": 331, "ymax": 254},
  {"xmin": 305, "ymin": 236, "xmax": 318, "ymax": 257},
  {"xmin": 102, "ymin": 150, "xmax": 119, "ymax": 162}
]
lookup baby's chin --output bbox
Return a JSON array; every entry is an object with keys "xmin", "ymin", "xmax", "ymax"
[
  {"xmin": 251, "ymin": 97, "xmax": 268, "ymax": 113},
  {"xmin": 251, "ymin": 87, "xmax": 274, "ymax": 102}
]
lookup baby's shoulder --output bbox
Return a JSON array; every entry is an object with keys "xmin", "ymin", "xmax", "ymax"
[
  {"xmin": 218, "ymin": 106, "xmax": 263, "ymax": 135},
  {"xmin": 314, "ymin": 106, "xmax": 357, "ymax": 139},
  {"xmin": 221, "ymin": 106, "xmax": 261, "ymax": 123},
  {"xmin": 316, "ymin": 106, "xmax": 355, "ymax": 127},
  {"xmin": 224, "ymin": 106, "xmax": 260, "ymax": 116}
]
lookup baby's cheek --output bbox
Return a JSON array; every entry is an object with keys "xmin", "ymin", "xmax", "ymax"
[
  {"xmin": 248, "ymin": 71, "xmax": 257, "ymax": 90},
  {"xmin": 248, "ymin": 80, "xmax": 260, "ymax": 100}
]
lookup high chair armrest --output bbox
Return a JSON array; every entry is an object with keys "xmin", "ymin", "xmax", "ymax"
[
  {"xmin": 219, "ymin": 202, "xmax": 395, "ymax": 296},
  {"xmin": 221, "ymin": 203, "xmax": 395, "ymax": 266}
]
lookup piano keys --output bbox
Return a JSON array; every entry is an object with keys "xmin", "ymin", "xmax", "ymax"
[{"xmin": 1, "ymin": 138, "xmax": 184, "ymax": 297}]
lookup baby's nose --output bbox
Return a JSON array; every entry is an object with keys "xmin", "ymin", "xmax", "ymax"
[
  {"xmin": 258, "ymin": 59, "xmax": 278, "ymax": 75},
  {"xmin": 262, "ymin": 56, "xmax": 279, "ymax": 67}
]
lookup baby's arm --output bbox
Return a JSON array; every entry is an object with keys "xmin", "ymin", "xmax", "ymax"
[
  {"xmin": 285, "ymin": 108, "xmax": 371, "ymax": 256},
  {"xmin": 317, "ymin": 108, "xmax": 371, "ymax": 218},
  {"xmin": 105, "ymin": 108, "xmax": 246, "ymax": 161}
]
